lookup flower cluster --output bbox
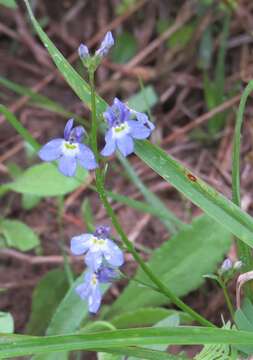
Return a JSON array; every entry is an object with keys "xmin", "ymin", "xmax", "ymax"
[
  {"xmin": 71, "ymin": 226, "xmax": 124, "ymax": 313},
  {"xmin": 38, "ymin": 32, "xmax": 154, "ymax": 177}
]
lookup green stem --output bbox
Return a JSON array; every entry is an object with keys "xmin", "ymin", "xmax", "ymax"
[
  {"xmin": 219, "ymin": 279, "xmax": 234, "ymax": 320},
  {"xmin": 232, "ymin": 81, "xmax": 253, "ymax": 297},
  {"xmin": 88, "ymin": 70, "xmax": 214, "ymax": 328}
]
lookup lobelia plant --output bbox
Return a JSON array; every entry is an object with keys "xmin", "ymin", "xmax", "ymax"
[{"xmin": 3, "ymin": 1, "xmax": 253, "ymax": 359}]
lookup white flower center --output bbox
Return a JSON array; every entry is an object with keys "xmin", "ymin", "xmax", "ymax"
[
  {"xmin": 61, "ymin": 141, "xmax": 80, "ymax": 157},
  {"xmin": 89, "ymin": 236, "xmax": 107, "ymax": 252},
  {"xmin": 112, "ymin": 122, "xmax": 130, "ymax": 139}
]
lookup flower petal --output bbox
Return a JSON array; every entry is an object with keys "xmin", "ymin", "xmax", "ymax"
[
  {"xmin": 64, "ymin": 119, "xmax": 74, "ymax": 140},
  {"xmin": 101, "ymin": 129, "xmax": 116, "ymax": 157},
  {"xmin": 114, "ymin": 98, "xmax": 130, "ymax": 123},
  {"xmin": 127, "ymin": 120, "xmax": 151, "ymax": 139},
  {"xmin": 70, "ymin": 234, "xmax": 92, "ymax": 255},
  {"xmin": 104, "ymin": 239, "xmax": 124, "ymax": 268},
  {"xmin": 77, "ymin": 144, "xmax": 98, "ymax": 170},
  {"xmin": 136, "ymin": 112, "xmax": 155, "ymax": 131},
  {"xmin": 116, "ymin": 134, "xmax": 134, "ymax": 156},
  {"xmin": 58, "ymin": 155, "xmax": 77, "ymax": 177},
  {"xmin": 85, "ymin": 250, "xmax": 103, "ymax": 272},
  {"xmin": 38, "ymin": 138, "xmax": 63, "ymax": 161},
  {"xmin": 89, "ymin": 284, "xmax": 102, "ymax": 313},
  {"xmin": 75, "ymin": 282, "xmax": 90, "ymax": 300}
]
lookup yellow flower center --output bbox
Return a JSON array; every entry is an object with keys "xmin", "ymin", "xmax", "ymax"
[
  {"xmin": 114, "ymin": 124, "xmax": 126, "ymax": 133},
  {"xmin": 65, "ymin": 143, "xmax": 77, "ymax": 150}
]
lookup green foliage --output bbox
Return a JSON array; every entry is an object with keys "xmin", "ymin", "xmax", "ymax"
[
  {"xmin": 111, "ymin": 308, "xmax": 190, "ymax": 329},
  {"xmin": 235, "ymin": 298, "xmax": 253, "ymax": 355},
  {"xmin": 27, "ymin": 269, "xmax": 69, "ymax": 335},
  {"xmin": 0, "ymin": 0, "xmax": 16, "ymax": 8},
  {"xmin": 0, "ymin": 76, "xmax": 82, "ymax": 122},
  {"xmin": 194, "ymin": 322, "xmax": 237, "ymax": 359},
  {"xmin": 111, "ymin": 32, "xmax": 137, "ymax": 64},
  {"xmin": 106, "ymin": 215, "xmax": 231, "ymax": 317},
  {"xmin": 3, "ymin": 326, "xmax": 253, "ymax": 358},
  {"xmin": 128, "ymin": 85, "xmax": 158, "ymax": 113},
  {"xmin": 22, "ymin": 194, "xmax": 41, "ymax": 210},
  {"xmin": 0, "ymin": 312, "xmax": 14, "ymax": 333},
  {"xmin": 135, "ymin": 140, "xmax": 253, "ymax": 249},
  {"xmin": 0, "ymin": 219, "xmax": 40, "ymax": 251},
  {"xmin": 157, "ymin": 20, "xmax": 195, "ymax": 48},
  {"xmin": 118, "ymin": 154, "xmax": 183, "ymax": 234},
  {"xmin": 7, "ymin": 163, "xmax": 86, "ymax": 197}
]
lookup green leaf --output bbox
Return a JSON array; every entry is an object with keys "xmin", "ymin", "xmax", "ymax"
[
  {"xmin": 111, "ymin": 308, "xmax": 190, "ymax": 329},
  {"xmin": 135, "ymin": 140, "xmax": 253, "ymax": 249},
  {"xmin": 127, "ymin": 86, "xmax": 158, "ymax": 113},
  {"xmin": 128, "ymin": 314, "xmax": 180, "ymax": 360},
  {"xmin": 0, "ymin": 312, "xmax": 14, "ymax": 333},
  {"xmin": 7, "ymin": 163, "xmax": 86, "ymax": 197},
  {"xmin": 26, "ymin": 269, "xmax": 69, "ymax": 335},
  {"xmin": 168, "ymin": 23, "xmax": 195, "ymax": 48},
  {"xmin": 0, "ymin": 219, "xmax": 40, "ymax": 251},
  {"xmin": 0, "ymin": 0, "xmax": 16, "ymax": 8},
  {"xmin": 235, "ymin": 298, "xmax": 253, "ymax": 355},
  {"xmin": 111, "ymin": 32, "xmax": 137, "ymax": 64},
  {"xmin": 106, "ymin": 215, "xmax": 231, "ymax": 317},
  {"xmin": 3, "ymin": 326, "xmax": 253, "ymax": 358},
  {"xmin": 22, "ymin": 194, "xmax": 41, "ymax": 210}
]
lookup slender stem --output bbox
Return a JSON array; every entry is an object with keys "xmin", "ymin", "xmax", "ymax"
[
  {"xmin": 219, "ymin": 278, "xmax": 234, "ymax": 320},
  {"xmin": 232, "ymin": 81, "xmax": 253, "ymax": 298},
  {"xmin": 88, "ymin": 70, "xmax": 98, "ymax": 161},
  {"xmin": 88, "ymin": 70, "xmax": 214, "ymax": 328}
]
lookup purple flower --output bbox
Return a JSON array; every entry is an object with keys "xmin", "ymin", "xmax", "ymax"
[
  {"xmin": 101, "ymin": 98, "xmax": 154, "ymax": 157},
  {"xmin": 220, "ymin": 258, "xmax": 233, "ymax": 273},
  {"xmin": 38, "ymin": 119, "xmax": 98, "ymax": 177},
  {"xmin": 71, "ymin": 225, "xmax": 124, "ymax": 272},
  {"xmin": 75, "ymin": 271, "xmax": 102, "ymax": 313},
  {"xmin": 97, "ymin": 266, "xmax": 119, "ymax": 283},
  {"xmin": 78, "ymin": 43, "xmax": 89, "ymax": 59},
  {"xmin": 95, "ymin": 31, "xmax": 114, "ymax": 57},
  {"xmin": 78, "ymin": 32, "xmax": 114, "ymax": 62}
]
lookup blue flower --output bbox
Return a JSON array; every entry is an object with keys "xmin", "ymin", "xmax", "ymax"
[
  {"xmin": 95, "ymin": 31, "xmax": 114, "ymax": 57},
  {"xmin": 78, "ymin": 44, "xmax": 89, "ymax": 59},
  {"xmin": 220, "ymin": 258, "xmax": 233, "ymax": 273},
  {"xmin": 38, "ymin": 119, "xmax": 98, "ymax": 177},
  {"xmin": 78, "ymin": 32, "xmax": 114, "ymax": 62},
  {"xmin": 75, "ymin": 270, "xmax": 102, "ymax": 313},
  {"xmin": 76, "ymin": 265, "xmax": 120, "ymax": 313},
  {"xmin": 71, "ymin": 225, "xmax": 124, "ymax": 272},
  {"xmin": 101, "ymin": 98, "xmax": 154, "ymax": 157}
]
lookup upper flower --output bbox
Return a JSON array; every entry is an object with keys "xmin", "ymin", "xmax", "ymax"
[
  {"xmin": 38, "ymin": 119, "xmax": 98, "ymax": 177},
  {"xmin": 78, "ymin": 31, "xmax": 114, "ymax": 67},
  {"xmin": 71, "ymin": 225, "xmax": 124, "ymax": 271},
  {"xmin": 101, "ymin": 98, "xmax": 155, "ymax": 157}
]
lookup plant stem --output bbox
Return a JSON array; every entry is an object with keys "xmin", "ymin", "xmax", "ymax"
[
  {"xmin": 88, "ymin": 69, "xmax": 214, "ymax": 328},
  {"xmin": 232, "ymin": 81, "xmax": 253, "ymax": 298},
  {"xmin": 219, "ymin": 279, "xmax": 234, "ymax": 320}
]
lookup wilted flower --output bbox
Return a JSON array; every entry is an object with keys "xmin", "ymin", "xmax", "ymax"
[
  {"xmin": 101, "ymin": 98, "xmax": 154, "ymax": 157},
  {"xmin": 71, "ymin": 225, "xmax": 124, "ymax": 271},
  {"xmin": 38, "ymin": 119, "xmax": 98, "ymax": 177},
  {"xmin": 75, "ymin": 271, "xmax": 102, "ymax": 313},
  {"xmin": 220, "ymin": 258, "xmax": 233, "ymax": 273}
]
